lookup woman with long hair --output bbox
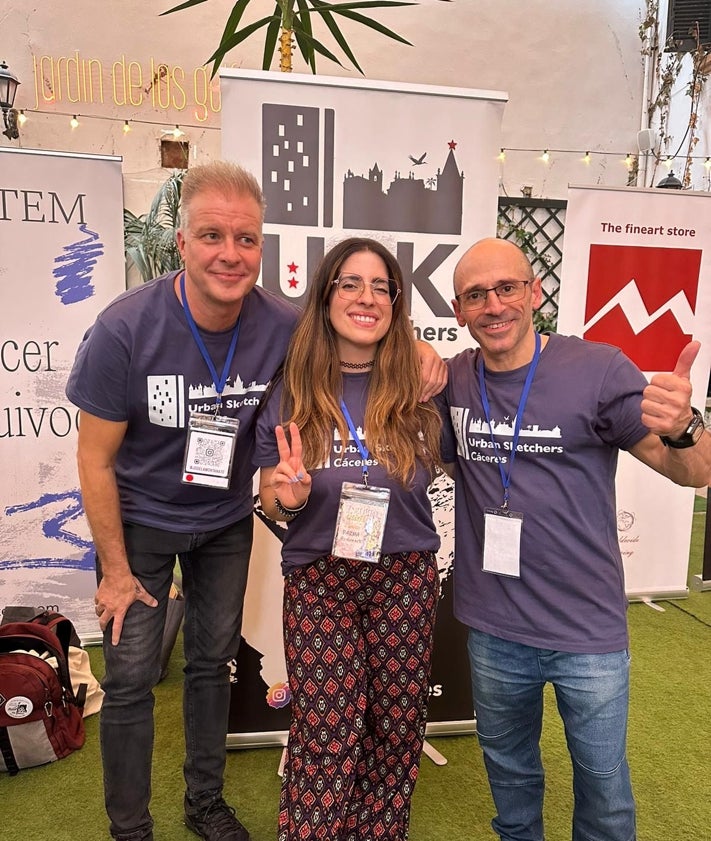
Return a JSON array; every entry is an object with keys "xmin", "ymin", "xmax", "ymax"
[{"xmin": 255, "ymin": 237, "xmax": 443, "ymax": 841}]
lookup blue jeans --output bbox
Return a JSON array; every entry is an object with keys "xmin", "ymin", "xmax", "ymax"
[
  {"xmin": 99, "ymin": 517, "xmax": 253, "ymax": 840},
  {"xmin": 467, "ymin": 628, "xmax": 636, "ymax": 841}
]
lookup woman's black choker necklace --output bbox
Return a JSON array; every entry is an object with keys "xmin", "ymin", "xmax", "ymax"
[{"xmin": 340, "ymin": 360, "xmax": 375, "ymax": 370}]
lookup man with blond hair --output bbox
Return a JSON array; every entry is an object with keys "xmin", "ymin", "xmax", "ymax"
[{"xmin": 67, "ymin": 161, "xmax": 299, "ymax": 841}]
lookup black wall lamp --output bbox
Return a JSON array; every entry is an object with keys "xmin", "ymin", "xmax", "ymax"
[
  {"xmin": 656, "ymin": 170, "xmax": 683, "ymax": 189},
  {"xmin": 0, "ymin": 60, "xmax": 20, "ymax": 140}
]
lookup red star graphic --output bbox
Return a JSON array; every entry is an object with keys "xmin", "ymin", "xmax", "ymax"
[
  {"xmin": 287, "ymin": 262, "xmax": 298, "ymax": 273},
  {"xmin": 448, "ymin": 139, "xmax": 457, "ymax": 150},
  {"xmin": 288, "ymin": 277, "xmax": 299, "ymax": 289}
]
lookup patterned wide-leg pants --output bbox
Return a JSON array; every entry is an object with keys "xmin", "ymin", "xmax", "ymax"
[{"xmin": 278, "ymin": 550, "xmax": 439, "ymax": 841}]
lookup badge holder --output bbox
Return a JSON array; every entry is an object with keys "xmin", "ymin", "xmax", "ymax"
[
  {"xmin": 483, "ymin": 507, "xmax": 524, "ymax": 578},
  {"xmin": 332, "ymin": 481, "xmax": 391, "ymax": 563},
  {"xmin": 182, "ymin": 412, "xmax": 240, "ymax": 489}
]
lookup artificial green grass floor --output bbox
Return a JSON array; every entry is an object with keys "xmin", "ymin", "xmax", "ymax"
[{"xmin": 3, "ymin": 503, "xmax": 711, "ymax": 840}]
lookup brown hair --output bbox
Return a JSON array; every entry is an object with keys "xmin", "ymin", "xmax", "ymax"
[{"xmin": 281, "ymin": 237, "xmax": 442, "ymax": 486}]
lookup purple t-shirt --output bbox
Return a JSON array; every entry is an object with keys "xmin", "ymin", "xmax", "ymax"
[
  {"xmin": 66, "ymin": 271, "xmax": 300, "ymax": 531},
  {"xmin": 254, "ymin": 372, "xmax": 441, "ymax": 574},
  {"xmin": 440, "ymin": 333, "xmax": 649, "ymax": 654}
]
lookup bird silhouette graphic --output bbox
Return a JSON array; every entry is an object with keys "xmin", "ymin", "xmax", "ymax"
[{"xmin": 409, "ymin": 152, "xmax": 427, "ymax": 166}]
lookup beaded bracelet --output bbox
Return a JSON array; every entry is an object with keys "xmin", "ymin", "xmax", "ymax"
[{"xmin": 274, "ymin": 496, "xmax": 308, "ymax": 519}]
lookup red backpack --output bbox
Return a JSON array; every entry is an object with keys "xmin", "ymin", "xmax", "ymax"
[{"xmin": 0, "ymin": 617, "xmax": 85, "ymax": 774}]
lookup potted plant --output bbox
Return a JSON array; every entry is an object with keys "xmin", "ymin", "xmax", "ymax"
[
  {"xmin": 161, "ymin": 0, "xmax": 444, "ymax": 75},
  {"xmin": 123, "ymin": 170, "xmax": 184, "ymax": 282}
]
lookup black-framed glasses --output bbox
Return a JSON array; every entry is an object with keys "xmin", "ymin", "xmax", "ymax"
[
  {"xmin": 332, "ymin": 274, "xmax": 401, "ymax": 305},
  {"xmin": 455, "ymin": 280, "xmax": 531, "ymax": 311}
]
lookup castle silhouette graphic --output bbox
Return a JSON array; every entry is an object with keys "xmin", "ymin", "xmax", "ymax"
[
  {"xmin": 343, "ymin": 148, "xmax": 464, "ymax": 235},
  {"xmin": 261, "ymin": 102, "xmax": 464, "ymax": 235}
]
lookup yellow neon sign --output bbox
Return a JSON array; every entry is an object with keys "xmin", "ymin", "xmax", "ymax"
[{"xmin": 32, "ymin": 52, "xmax": 221, "ymax": 122}]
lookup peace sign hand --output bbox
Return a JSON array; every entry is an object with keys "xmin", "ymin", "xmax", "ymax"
[{"xmin": 271, "ymin": 423, "xmax": 311, "ymax": 509}]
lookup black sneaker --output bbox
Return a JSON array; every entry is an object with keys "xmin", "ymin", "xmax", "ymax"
[
  {"xmin": 184, "ymin": 795, "xmax": 250, "ymax": 841},
  {"xmin": 113, "ymin": 827, "xmax": 153, "ymax": 841}
]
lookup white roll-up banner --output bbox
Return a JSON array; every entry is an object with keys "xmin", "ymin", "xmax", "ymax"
[
  {"xmin": 219, "ymin": 69, "xmax": 507, "ymax": 745},
  {"xmin": 0, "ymin": 147, "xmax": 125, "ymax": 641},
  {"xmin": 559, "ymin": 184, "xmax": 711, "ymax": 600}
]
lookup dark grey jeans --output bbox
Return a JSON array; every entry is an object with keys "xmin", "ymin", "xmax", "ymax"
[{"xmin": 98, "ymin": 516, "xmax": 253, "ymax": 840}]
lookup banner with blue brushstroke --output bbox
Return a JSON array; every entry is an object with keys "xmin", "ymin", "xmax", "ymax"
[{"xmin": 0, "ymin": 147, "xmax": 125, "ymax": 642}]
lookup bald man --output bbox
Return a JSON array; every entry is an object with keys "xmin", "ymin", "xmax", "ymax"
[{"xmin": 439, "ymin": 237, "xmax": 710, "ymax": 841}]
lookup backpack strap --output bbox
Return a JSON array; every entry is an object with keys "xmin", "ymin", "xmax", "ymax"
[
  {"xmin": 0, "ymin": 727, "xmax": 19, "ymax": 776},
  {"xmin": 32, "ymin": 614, "xmax": 89, "ymax": 711},
  {"xmin": 74, "ymin": 682, "xmax": 88, "ymax": 710},
  {"xmin": 30, "ymin": 611, "xmax": 81, "ymax": 650}
]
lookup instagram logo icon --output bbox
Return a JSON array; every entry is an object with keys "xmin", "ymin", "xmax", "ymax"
[{"xmin": 266, "ymin": 682, "xmax": 292, "ymax": 709}]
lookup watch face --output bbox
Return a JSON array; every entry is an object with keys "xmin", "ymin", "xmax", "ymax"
[
  {"xmin": 661, "ymin": 408, "xmax": 705, "ymax": 449},
  {"xmin": 689, "ymin": 413, "xmax": 705, "ymax": 443}
]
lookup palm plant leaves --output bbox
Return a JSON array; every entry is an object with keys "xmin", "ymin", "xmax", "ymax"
[
  {"xmin": 124, "ymin": 171, "xmax": 185, "ymax": 282},
  {"xmin": 133, "ymin": 1, "xmax": 450, "ymax": 279},
  {"xmin": 262, "ymin": 6, "xmax": 283, "ymax": 69},
  {"xmin": 161, "ymin": 0, "xmax": 418, "ymax": 77}
]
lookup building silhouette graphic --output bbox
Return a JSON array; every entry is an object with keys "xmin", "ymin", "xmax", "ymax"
[
  {"xmin": 261, "ymin": 102, "xmax": 464, "ymax": 234},
  {"xmin": 469, "ymin": 416, "xmax": 561, "ymax": 439},
  {"xmin": 262, "ymin": 104, "xmax": 334, "ymax": 227}
]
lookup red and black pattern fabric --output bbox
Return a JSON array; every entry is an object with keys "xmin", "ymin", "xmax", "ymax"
[{"xmin": 278, "ymin": 550, "xmax": 439, "ymax": 841}]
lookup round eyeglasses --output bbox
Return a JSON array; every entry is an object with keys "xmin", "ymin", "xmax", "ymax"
[
  {"xmin": 455, "ymin": 280, "xmax": 531, "ymax": 311},
  {"xmin": 332, "ymin": 274, "xmax": 401, "ymax": 305}
]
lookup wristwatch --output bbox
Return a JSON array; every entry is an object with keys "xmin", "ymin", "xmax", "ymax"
[{"xmin": 659, "ymin": 406, "xmax": 705, "ymax": 449}]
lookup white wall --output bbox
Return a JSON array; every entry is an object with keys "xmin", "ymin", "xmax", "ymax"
[
  {"xmin": 642, "ymin": 0, "xmax": 711, "ymax": 190},
  {"xmin": 1, "ymin": 0, "xmax": 652, "ymax": 212}
]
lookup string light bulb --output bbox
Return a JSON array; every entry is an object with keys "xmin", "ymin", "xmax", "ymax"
[{"xmin": 9, "ymin": 116, "xmax": 711, "ymax": 181}]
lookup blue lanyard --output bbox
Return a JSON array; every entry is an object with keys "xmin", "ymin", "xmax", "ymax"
[
  {"xmin": 478, "ymin": 332, "xmax": 541, "ymax": 510},
  {"xmin": 180, "ymin": 272, "xmax": 241, "ymax": 411},
  {"xmin": 340, "ymin": 399, "xmax": 370, "ymax": 486}
]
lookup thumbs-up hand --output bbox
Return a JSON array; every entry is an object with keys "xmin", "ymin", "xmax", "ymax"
[{"xmin": 640, "ymin": 340, "xmax": 700, "ymax": 437}]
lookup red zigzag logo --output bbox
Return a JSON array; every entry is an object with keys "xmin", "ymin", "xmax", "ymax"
[{"xmin": 582, "ymin": 244, "xmax": 700, "ymax": 372}]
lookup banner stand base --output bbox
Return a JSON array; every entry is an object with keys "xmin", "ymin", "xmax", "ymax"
[
  {"xmin": 231, "ymin": 721, "xmax": 478, "ymax": 778},
  {"xmin": 228, "ymin": 720, "xmax": 478, "ymax": 751},
  {"xmin": 422, "ymin": 740, "xmax": 448, "ymax": 766},
  {"xmin": 691, "ymin": 574, "xmax": 711, "ymax": 592},
  {"xmin": 627, "ymin": 588, "xmax": 689, "ymax": 602},
  {"xmin": 274, "ymin": 734, "xmax": 472, "ymax": 777}
]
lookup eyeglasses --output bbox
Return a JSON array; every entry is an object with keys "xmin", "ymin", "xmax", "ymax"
[
  {"xmin": 455, "ymin": 280, "xmax": 531, "ymax": 311},
  {"xmin": 332, "ymin": 274, "xmax": 401, "ymax": 305}
]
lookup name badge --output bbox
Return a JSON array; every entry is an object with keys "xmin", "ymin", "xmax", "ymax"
[
  {"xmin": 332, "ymin": 482, "xmax": 391, "ymax": 563},
  {"xmin": 182, "ymin": 412, "xmax": 240, "ymax": 489},
  {"xmin": 483, "ymin": 507, "xmax": 524, "ymax": 578}
]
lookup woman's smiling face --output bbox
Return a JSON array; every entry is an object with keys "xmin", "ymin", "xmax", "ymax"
[{"xmin": 328, "ymin": 250, "xmax": 394, "ymax": 363}]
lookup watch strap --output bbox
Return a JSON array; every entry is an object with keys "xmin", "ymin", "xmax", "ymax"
[{"xmin": 660, "ymin": 406, "xmax": 705, "ymax": 449}]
